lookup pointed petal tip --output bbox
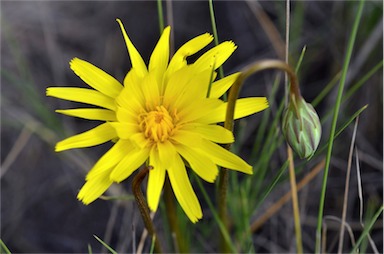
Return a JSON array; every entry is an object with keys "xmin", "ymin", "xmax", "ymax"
[
  {"xmin": 77, "ymin": 191, "xmax": 91, "ymax": 205},
  {"xmin": 54, "ymin": 144, "xmax": 64, "ymax": 152}
]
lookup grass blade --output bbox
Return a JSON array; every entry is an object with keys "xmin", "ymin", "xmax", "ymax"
[
  {"xmin": 0, "ymin": 239, "xmax": 11, "ymax": 254},
  {"xmin": 93, "ymin": 235, "xmax": 117, "ymax": 254},
  {"xmin": 315, "ymin": 1, "xmax": 365, "ymax": 252},
  {"xmin": 350, "ymin": 206, "xmax": 383, "ymax": 254}
]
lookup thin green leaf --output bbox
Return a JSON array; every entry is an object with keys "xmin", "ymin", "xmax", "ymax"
[
  {"xmin": 93, "ymin": 235, "xmax": 117, "ymax": 254},
  {"xmin": 193, "ymin": 174, "xmax": 237, "ymax": 253},
  {"xmin": 350, "ymin": 206, "xmax": 383, "ymax": 254},
  {"xmin": 0, "ymin": 239, "xmax": 11, "ymax": 254},
  {"xmin": 316, "ymin": 0, "xmax": 365, "ymax": 252}
]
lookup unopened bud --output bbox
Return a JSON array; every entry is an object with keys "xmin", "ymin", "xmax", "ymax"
[{"xmin": 282, "ymin": 95, "xmax": 321, "ymax": 159}]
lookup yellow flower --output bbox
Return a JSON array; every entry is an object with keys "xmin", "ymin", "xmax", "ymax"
[{"xmin": 47, "ymin": 19, "xmax": 268, "ymax": 222}]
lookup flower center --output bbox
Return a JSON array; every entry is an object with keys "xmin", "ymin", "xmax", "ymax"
[{"xmin": 139, "ymin": 105, "xmax": 175, "ymax": 142}]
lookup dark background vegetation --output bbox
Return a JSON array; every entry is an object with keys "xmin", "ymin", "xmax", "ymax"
[{"xmin": 1, "ymin": 1, "xmax": 382, "ymax": 253}]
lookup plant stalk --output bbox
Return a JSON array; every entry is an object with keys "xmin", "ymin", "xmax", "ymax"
[
  {"xmin": 132, "ymin": 166, "xmax": 163, "ymax": 253},
  {"xmin": 224, "ymin": 59, "xmax": 302, "ymax": 252},
  {"xmin": 164, "ymin": 177, "xmax": 188, "ymax": 253}
]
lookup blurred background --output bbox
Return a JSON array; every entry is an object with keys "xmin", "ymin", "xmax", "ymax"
[{"xmin": 1, "ymin": 1, "xmax": 382, "ymax": 253}]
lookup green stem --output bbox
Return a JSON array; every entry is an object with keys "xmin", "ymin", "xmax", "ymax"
[
  {"xmin": 217, "ymin": 164, "xmax": 230, "ymax": 253},
  {"xmin": 164, "ymin": 177, "xmax": 188, "ymax": 253},
  {"xmin": 157, "ymin": 0, "xmax": 165, "ymax": 34},
  {"xmin": 226, "ymin": 59, "xmax": 300, "ymax": 133},
  {"xmin": 224, "ymin": 59, "xmax": 301, "ymax": 252},
  {"xmin": 209, "ymin": 0, "xmax": 230, "ymax": 251},
  {"xmin": 315, "ymin": 1, "xmax": 365, "ymax": 252},
  {"xmin": 132, "ymin": 166, "xmax": 163, "ymax": 253},
  {"xmin": 208, "ymin": 0, "xmax": 224, "ymax": 81}
]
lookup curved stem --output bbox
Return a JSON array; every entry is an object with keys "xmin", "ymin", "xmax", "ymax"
[
  {"xmin": 220, "ymin": 59, "xmax": 301, "ymax": 253},
  {"xmin": 226, "ymin": 59, "xmax": 300, "ymax": 132},
  {"xmin": 132, "ymin": 166, "xmax": 163, "ymax": 253}
]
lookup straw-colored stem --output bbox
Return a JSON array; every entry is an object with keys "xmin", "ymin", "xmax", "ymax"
[
  {"xmin": 287, "ymin": 146, "xmax": 303, "ymax": 254},
  {"xmin": 132, "ymin": 167, "xmax": 163, "ymax": 253},
  {"xmin": 250, "ymin": 159, "xmax": 325, "ymax": 232}
]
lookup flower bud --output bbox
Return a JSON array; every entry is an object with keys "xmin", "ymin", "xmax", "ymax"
[{"xmin": 282, "ymin": 95, "xmax": 321, "ymax": 159}]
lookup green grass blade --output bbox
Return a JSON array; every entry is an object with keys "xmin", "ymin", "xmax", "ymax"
[
  {"xmin": 311, "ymin": 71, "xmax": 341, "ymax": 107},
  {"xmin": 295, "ymin": 45, "xmax": 307, "ymax": 74},
  {"xmin": 150, "ymin": 235, "xmax": 156, "ymax": 254},
  {"xmin": 0, "ymin": 239, "xmax": 11, "ymax": 254},
  {"xmin": 93, "ymin": 235, "xmax": 117, "ymax": 254},
  {"xmin": 193, "ymin": 174, "xmax": 236, "ymax": 253},
  {"xmin": 350, "ymin": 206, "xmax": 383, "ymax": 254},
  {"xmin": 317, "ymin": 105, "xmax": 368, "ymax": 155},
  {"xmin": 315, "ymin": 1, "xmax": 365, "ymax": 252},
  {"xmin": 87, "ymin": 244, "xmax": 92, "ymax": 254},
  {"xmin": 343, "ymin": 60, "xmax": 383, "ymax": 101}
]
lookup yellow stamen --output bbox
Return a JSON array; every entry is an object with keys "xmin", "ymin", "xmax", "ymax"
[{"xmin": 139, "ymin": 106, "xmax": 175, "ymax": 142}]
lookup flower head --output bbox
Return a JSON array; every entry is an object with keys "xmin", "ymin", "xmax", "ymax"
[{"xmin": 47, "ymin": 19, "xmax": 268, "ymax": 222}]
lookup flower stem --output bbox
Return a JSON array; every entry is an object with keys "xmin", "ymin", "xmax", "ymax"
[
  {"xmin": 132, "ymin": 166, "xmax": 163, "ymax": 253},
  {"xmin": 224, "ymin": 59, "xmax": 302, "ymax": 252},
  {"xmin": 287, "ymin": 146, "xmax": 303, "ymax": 254},
  {"xmin": 217, "ymin": 164, "xmax": 230, "ymax": 253},
  {"xmin": 226, "ymin": 59, "xmax": 300, "ymax": 132},
  {"xmin": 157, "ymin": 0, "xmax": 165, "ymax": 34},
  {"xmin": 164, "ymin": 177, "xmax": 188, "ymax": 253}
]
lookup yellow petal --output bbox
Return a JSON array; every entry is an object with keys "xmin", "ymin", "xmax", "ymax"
[
  {"xmin": 181, "ymin": 69, "xmax": 213, "ymax": 102},
  {"xmin": 163, "ymin": 66, "xmax": 195, "ymax": 107},
  {"xmin": 77, "ymin": 169, "xmax": 113, "ymax": 205},
  {"xmin": 115, "ymin": 106, "xmax": 139, "ymax": 124},
  {"xmin": 116, "ymin": 19, "xmax": 148, "ymax": 77},
  {"xmin": 181, "ymin": 123, "xmax": 234, "ymax": 144},
  {"xmin": 109, "ymin": 122, "xmax": 139, "ymax": 139},
  {"xmin": 117, "ymin": 70, "xmax": 146, "ymax": 115},
  {"xmin": 209, "ymin": 72, "xmax": 240, "ymax": 99},
  {"xmin": 55, "ymin": 123, "xmax": 117, "ymax": 152},
  {"xmin": 157, "ymin": 140, "xmax": 177, "ymax": 169},
  {"xmin": 175, "ymin": 144, "xmax": 218, "ymax": 183},
  {"xmin": 149, "ymin": 26, "xmax": 170, "ymax": 88},
  {"xmin": 46, "ymin": 87, "xmax": 116, "ymax": 111},
  {"xmin": 233, "ymin": 97, "xmax": 269, "ymax": 120},
  {"xmin": 171, "ymin": 130, "xmax": 203, "ymax": 147},
  {"xmin": 86, "ymin": 140, "xmax": 134, "ymax": 180},
  {"xmin": 193, "ymin": 41, "xmax": 237, "ymax": 73},
  {"xmin": 177, "ymin": 98, "xmax": 223, "ymax": 124},
  {"xmin": 198, "ymin": 139, "xmax": 253, "ymax": 174},
  {"xmin": 109, "ymin": 147, "xmax": 150, "ymax": 182},
  {"xmin": 147, "ymin": 148, "xmax": 166, "ymax": 211},
  {"xmin": 70, "ymin": 58, "xmax": 123, "ymax": 98},
  {"xmin": 166, "ymin": 33, "xmax": 213, "ymax": 78},
  {"xmin": 197, "ymin": 97, "xmax": 269, "ymax": 124},
  {"xmin": 164, "ymin": 67, "xmax": 215, "ymax": 109},
  {"xmin": 56, "ymin": 108, "xmax": 116, "ymax": 121},
  {"xmin": 167, "ymin": 154, "xmax": 202, "ymax": 223},
  {"xmin": 141, "ymin": 72, "xmax": 160, "ymax": 109},
  {"xmin": 130, "ymin": 133, "xmax": 151, "ymax": 149}
]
